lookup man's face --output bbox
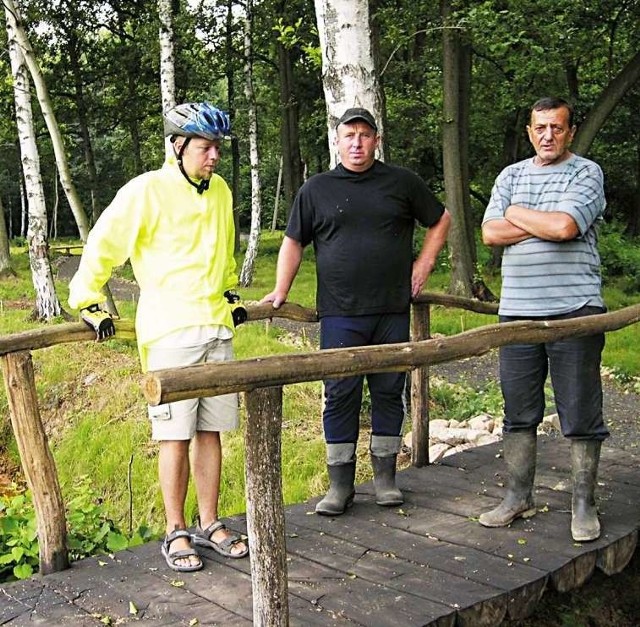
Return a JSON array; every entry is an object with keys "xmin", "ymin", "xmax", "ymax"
[
  {"xmin": 527, "ymin": 107, "xmax": 576, "ymax": 166},
  {"xmin": 176, "ymin": 137, "xmax": 222, "ymax": 180},
  {"xmin": 335, "ymin": 121, "xmax": 379, "ymax": 172}
]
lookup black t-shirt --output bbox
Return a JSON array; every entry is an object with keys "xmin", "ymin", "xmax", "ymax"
[{"xmin": 286, "ymin": 160, "xmax": 444, "ymax": 317}]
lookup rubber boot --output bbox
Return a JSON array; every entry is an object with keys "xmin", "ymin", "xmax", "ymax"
[
  {"xmin": 315, "ymin": 443, "xmax": 356, "ymax": 516},
  {"xmin": 370, "ymin": 435, "xmax": 404, "ymax": 507},
  {"xmin": 479, "ymin": 430, "xmax": 537, "ymax": 527},
  {"xmin": 571, "ymin": 440, "xmax": 602, "ymax": 542}
]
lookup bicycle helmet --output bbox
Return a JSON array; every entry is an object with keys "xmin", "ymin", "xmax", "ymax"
[{"xmin": 163, "ymin": 102, "xmax": 231, "ymax": 140}]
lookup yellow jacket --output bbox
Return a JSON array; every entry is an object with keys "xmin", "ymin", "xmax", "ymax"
[{"xmin": 68, "ymin": 156, "xmax": 237, "ymax": 370}]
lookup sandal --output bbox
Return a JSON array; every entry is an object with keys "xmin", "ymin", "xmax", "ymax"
[
  {"xmin": 161, "ymin": 528, "xmax": 203, "ymax": 572},
  {"xmin": 191, "ymin": 519, "xmax": 249, "ymax": 559}
]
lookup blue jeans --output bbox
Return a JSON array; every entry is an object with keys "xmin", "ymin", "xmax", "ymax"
[
  {"xmin": 320, "ymin": 313, "xmax": 409, "ymax": 443},
  {"xmin": 499, "ymin": 306, "xmax": 609, "ymax": 440}
]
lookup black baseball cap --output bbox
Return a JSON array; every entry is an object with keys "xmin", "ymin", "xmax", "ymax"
[{"xmin": 336, "ymin": 107, "xmax": 378, "ymax": 132}]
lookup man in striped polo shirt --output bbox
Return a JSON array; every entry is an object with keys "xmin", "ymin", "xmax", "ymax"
[{"xmin": 479, "ymin": 96, "xmax": 608, "ymax": 542}]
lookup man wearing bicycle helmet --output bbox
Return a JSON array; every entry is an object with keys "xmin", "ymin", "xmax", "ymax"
[{"xmin": 69, "ymin": 102, "xmax": 248, "ymax": 572}]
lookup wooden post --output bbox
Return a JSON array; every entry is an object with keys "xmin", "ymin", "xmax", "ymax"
[
  {"xmin": 244, "ymin": 386, "xmax": 289, "ymax": 626},
  {"xmin": 410, "ymin": 302, "xmax": 431, "ymax": 467},
  {"xmin": 1, "ymin": 351, "xmax": 68, "ymax": 573}
]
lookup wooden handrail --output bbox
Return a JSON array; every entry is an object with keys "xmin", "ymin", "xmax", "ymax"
[
  {"xmin": 3, "ymin": 293, "xmax": 639, "ymax": 626},
  {"xmin": 142, "ymin": 304, "xmax": 640, "ymax": 404}
]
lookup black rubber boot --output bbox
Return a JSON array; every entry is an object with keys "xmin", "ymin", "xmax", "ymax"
[
  {"xmin": 370, "ymin": 435, "xmax": 403, "ymax": 506},
  {"xmin": 479, "ymin": 430, "xmax": 537, "ymax": 527},
  {"xmin": 315, "ymin": 443, "xmax": 356, "ymax": 516},
  {"xmin": 571, "ymin": 440, "xmax": 602, "ymax": 542}
]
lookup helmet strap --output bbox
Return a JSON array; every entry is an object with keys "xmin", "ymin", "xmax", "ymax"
[{"xmin": 174, "ymin": 137, "xmax": 210, "ymax": 195}]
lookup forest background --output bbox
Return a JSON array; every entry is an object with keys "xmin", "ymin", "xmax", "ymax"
[
  {"xmin": 0, "ymin": 1, "xmax": 640, "ymax": 621},
  {"xmin": 0, "ymin": 0, "xmax": 638, "ymax": 265}
]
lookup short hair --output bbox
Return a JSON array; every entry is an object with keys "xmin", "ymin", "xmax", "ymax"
[{"xmin": 530, "ymin": 97, "xmax": 574, "ymax": 127}]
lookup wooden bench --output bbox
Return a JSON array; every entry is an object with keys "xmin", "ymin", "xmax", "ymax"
[{"xmin": 49, "ymin": 244, "xmax": 84, "ymax": 256}]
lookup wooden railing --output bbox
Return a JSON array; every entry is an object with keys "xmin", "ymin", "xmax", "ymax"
[{"xmin": 2, "ymin": 295, "xmax": 639, "ymax": 626}]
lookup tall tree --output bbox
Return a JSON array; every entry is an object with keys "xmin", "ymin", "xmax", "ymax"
[
  {"xmin": 314, "ymin": 0, "xmax": 386, "ymax": 166},
  {"xmin": 239, "ymin": 0, "xmax": 262, "ymax": 287},
  {"xmin": 158, "ymin": 0, "xmax": 177, "ymax": 160},
  {"xmin": 5, "ymin": 10, "xmax": 61, "ymax": 320},
  {"xmin": 441, "ymin": 0, "xmax": 476, "ymax": 298},
  {"xmin": 0, "ymin": 195, "xmax": 14, "ymax": 277},
  {"xmin": 3, "ymin": 0, "xmax": 90, "ymax": 242}
]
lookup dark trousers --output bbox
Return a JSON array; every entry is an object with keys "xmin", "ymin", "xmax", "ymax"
[
  {"xmin": 499, "ymin": 305, "xmax": 609, "ymax": 440},
  {"xmin": 320, "ymin": 313, "xmax": 409, "ymax": 443}
]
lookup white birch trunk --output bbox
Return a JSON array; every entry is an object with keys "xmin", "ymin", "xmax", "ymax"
[
  {"xmin": 158, "ymin": 0, "xmax": 176, "ymax": 160},
  {"xmin": 4, "ymin": 0, "xmax": 90, "ymax": 242},
  {"xmin": 314, "ymin": 0, "xmax": 386, "ymax": 167},
  {"xmin": 6, "ymin": 18, "xmax": 61, "ymax": 320},
  {"xmin": 239, "ymin": 0, "xmax": 262, "ymax": 288}
]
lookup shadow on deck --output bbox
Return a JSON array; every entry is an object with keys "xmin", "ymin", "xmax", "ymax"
[{"xmin": 1, "ymin": 435, "xmax": 639, "ymax": 626}]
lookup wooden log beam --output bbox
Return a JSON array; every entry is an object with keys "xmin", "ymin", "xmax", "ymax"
[
  {"xmin": 244, "ymin": 387, "xmax": 289, "ymax": 626},
  {"xmin": 410, "ymin": 302, "xmax": 431, "ymax": 467},
  {"xmin": 0, "ymin": 303, "xmax": 317, "ymax": 355},
  {"xmin": 143, "ymin": 304, "xmax": 640, "ymax": 405},
  {"xmin": 0, "ymin": 352, "xmax": 68, "ymax": 574},
  {"xmin": 414, "ymin": 291, "xmax": 499, "ymax": 315}
]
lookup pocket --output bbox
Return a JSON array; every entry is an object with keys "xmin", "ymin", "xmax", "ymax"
[{"xmin": 148, "ymin": 404, "xmax": 171, "ymax": 421}]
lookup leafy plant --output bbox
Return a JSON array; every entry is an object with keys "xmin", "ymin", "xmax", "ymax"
[{"xmin": 0, "ymin": 478, "xmax": 155, "ymax": 583}]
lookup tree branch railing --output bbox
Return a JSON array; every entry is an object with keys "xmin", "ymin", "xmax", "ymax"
[{"xmin": 2, "ymin": 295, "xmax": 640, "ymax": 626}]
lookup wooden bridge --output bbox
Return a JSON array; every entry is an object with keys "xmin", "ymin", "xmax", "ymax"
[
  {"xmin": 1, "ymin": 297, "xmax": 639, "ymax": 625},
  {"xmin": 1, "ymin": 436, "xmax": 638, "ymax": 625}
]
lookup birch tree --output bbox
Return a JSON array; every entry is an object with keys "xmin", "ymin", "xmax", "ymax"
[
  {"xmin": 5, "ymin": 15, "xmax": 61, "ymax": 320},
  {"xmin": 3, "ymin": 0, "xmax": 90, "ymax": 242},
  {"xmin": 239, "ymin": 0, "xmax": 262, "ymax": 287},
  {"xmin": 314, "ymin": 0, "xmax": 386, "ymax": 167},
  {"xmin": 158, "ymin": 0, "xmax": 176, "ymax": 159},
  {"xmin": 4, "ymin": 0, "xmax": 119, "ymax": 315}
]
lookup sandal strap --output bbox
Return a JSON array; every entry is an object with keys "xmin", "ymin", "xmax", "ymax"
[
  {"xmin": 165, "ymin": 528, "xmax": 191, "ymax": 548},
  {"xmin": 197, "ymin": 518, "xmax": 226, "ymax": 539}
]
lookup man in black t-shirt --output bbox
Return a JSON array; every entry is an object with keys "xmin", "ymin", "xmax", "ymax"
[{"xmin": 261, "ymin": 107, "xmax": 450, "ymax": 515}]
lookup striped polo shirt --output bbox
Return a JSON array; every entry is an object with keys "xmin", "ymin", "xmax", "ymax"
[{"xmin": 482, "ymin": 154, "xmax": 605, "ymax": 317}]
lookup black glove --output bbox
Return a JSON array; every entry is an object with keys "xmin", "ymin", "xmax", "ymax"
[
  {"xmin": 224, "ymin": 291, "xmax": 248, "ymax": 327},
  {"xmin": 80, "ymin": 304, "xmax": 116, "ymax": 341}
]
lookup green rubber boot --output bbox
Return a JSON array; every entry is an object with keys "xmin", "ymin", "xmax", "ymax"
[
  {"xmin": 479, "ymin": 430, "xmax": 537, "ymax": 527},
  {"xmin": 315, "ymin": 443, "xmax": 356, "ymax": 516},
  {"xmin": 370, "ymin": 435, "xmax": 404, "ymax": 506},
  {"xmin": 571, "ymin": 440, "xmax": 602, "ymax": 542}
]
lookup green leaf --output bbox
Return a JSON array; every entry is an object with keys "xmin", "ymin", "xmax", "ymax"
[{"xmin": 13, "ymin": 563, "xmax": 34, "ymax": 580}]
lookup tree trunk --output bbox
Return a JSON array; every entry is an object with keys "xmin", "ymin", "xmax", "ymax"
[
  {"xmin": 6, "ymin": 12, "xmax": 61, "ymax": 321},
  {"xmin": 276, "ymin": 37, "xmax": 303, "ymax": 208},
  {"xmin": 314, "ymin": 0, "xmax": 386, "ymax": 166},
  {"xmin": 158, "ymin": 0, "xmax": 177, "ymax": 160},
  {"xmin": 239, "ymin": 0, "xmax": 262, "ymax": 287},
  {"xmin": 442, "ymin": 0, "xmax": 475, "ymax": 298},
  {"xmin": 225, "ymin": 0, "xmax": 242, "ymax": 252},
  {"xmin": 4, "ymin": 0, "xmax": 90, "ymax": 242},
  {"xmin": 573, "ymin": 49, "xmax": 640, "ymax": 156},
  {"xmin": 67, "ymin": 32, "xmax": 101, "ymax": 224},
  {"xmin": 0, "ymin": 196, "xmax": 14, "ymax": 277}
]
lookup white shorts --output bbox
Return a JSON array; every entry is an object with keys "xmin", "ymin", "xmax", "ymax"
[{"xmin": 146, "ymin": 337, "xmax": 239, "ymax": 441}]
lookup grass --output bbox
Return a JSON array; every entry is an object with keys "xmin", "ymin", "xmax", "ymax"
[{"xmin": 1, "ymin": 233, "xmax": 639, "ymax": 539}]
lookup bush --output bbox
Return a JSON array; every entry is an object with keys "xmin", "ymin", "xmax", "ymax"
[
  {"xmin": 599, "ymin": 222, "xmax": 640, "ymax": 291},
  {"xmin": 0, "ymin": 477, "xmax": 154, "ymax": 583}
]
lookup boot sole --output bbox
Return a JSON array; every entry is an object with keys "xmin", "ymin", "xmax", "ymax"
[
  {"xmin": 315, "ymin": 494, "xmax": 355, "ymax": 516},
  {"xmin": 479, "ymin": 506, "xmax": 537, "ymax": 528}
]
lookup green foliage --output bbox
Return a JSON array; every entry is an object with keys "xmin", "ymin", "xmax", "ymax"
[
  {"xmin": 0, "ymin": 491, "xmax": 39, "ymax": 582},
  {"xmin": 598, "ymin": 222, "xmax": 640, "ymax": 292},
  {"xmin": 430, "ymin": 379, "xmax": 504, "ymax": 422},
  {"xmin": 0, "ymin": 478, "xmax": 154, "ymax": 583}
]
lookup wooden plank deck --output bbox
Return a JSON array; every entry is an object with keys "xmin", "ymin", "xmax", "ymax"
[{"xmin": 1, "ymin": 435, "xmax": 638, "ymax": 626}]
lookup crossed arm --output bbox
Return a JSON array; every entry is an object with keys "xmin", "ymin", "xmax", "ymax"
[{"xmin": 482, "ymin": 204, "xmax": 579, "ymax": 247}]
